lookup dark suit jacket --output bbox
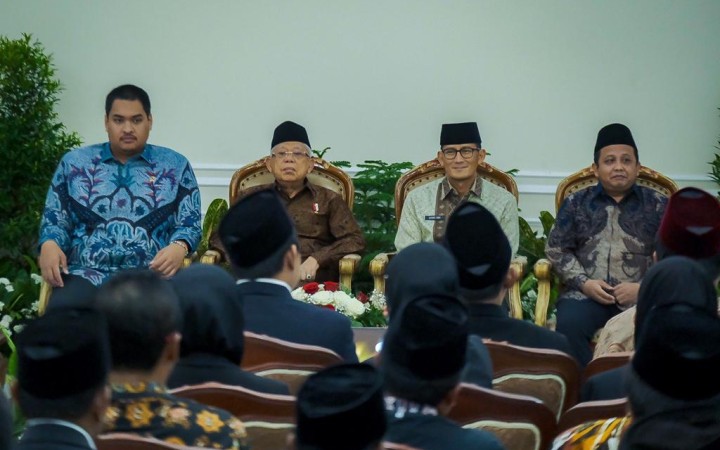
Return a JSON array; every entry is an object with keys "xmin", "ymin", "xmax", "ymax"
[
  {"xmin": 581, "ymin": 365, "xmax": 629, "ymax": 402},
  {"xmin": 17, "ymin": 422, "xmax": 94, "ymax": 450},
  {"xmin": 167, "ymin": 353, "xmax": 290, "ymax": 395},
  {"xmin": 467, "ymin": 303, "xmax": 578, "ymax": 361},
  {"xmin": 239, "ymin": 280, "xmax": 358, "ymax": 362},
  {"xmin": 385, "ymin": 412, "xmax": 505, "ymax": 450}
]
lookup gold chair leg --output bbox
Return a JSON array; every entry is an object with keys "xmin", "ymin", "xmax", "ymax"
[
  {"xmin": 38, "ymin": 280, "xmax": 52, "ymax": 315},
  {"xmin": 534, "ymin": 259, "xmax": 553, "ymax": 327},
  {"xmin": 508, "ymin": 257, "xmax": 526, "ymax": 319},
  {"xmin": 369, "ymin": 253, "xmax": 390, "ymax": 294},
  {"xmin": 339, "ymin": 254, "xmax": 360, "ymax": 291}
]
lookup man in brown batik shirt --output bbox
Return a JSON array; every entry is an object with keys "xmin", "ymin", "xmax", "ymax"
[{"xmin": 240, "ymin": 121, "xmax": 364, "ymax": 283}]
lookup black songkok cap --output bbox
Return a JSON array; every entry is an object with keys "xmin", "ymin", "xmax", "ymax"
[
  {"xmin": 443, "ymin": 202, "xmax": 511, "ymax": 293},
  {"xmin": 296, "ymin": 363, "xmax": 386, "ymax": 450},
  {"xmin": 658, "ymin": 187, "xmax": 720, "ymax": 260},
  {"xmin": 594, "ymin": 123, "xmax": 636, "ymax": 153},
  {"xmin": 632, "ymin": 304, "xmax": 720, "ymax": 401},
  {"xmin": 218, "ymin": 189, "xmax": 298, "ymax": 279},
  {"xmin": 271, "ymin": 120, "xmax": 311, "ymax": 149},
  {"xmin": 382, "ymin": 295, "xmax": 468, "ymax": 384},
  {"xmin": 440, "ymin": 122, "xmax": 481, "ymax": 146},
  {"xmin": 17, "ymin": 309, "xmax": 110, "ymax": 399}
]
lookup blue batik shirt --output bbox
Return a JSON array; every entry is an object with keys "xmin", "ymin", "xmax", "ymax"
[
  {"xmin": 545, "ymin": 183, "xmax": 667, "ymax": 301},
  {"xmin": 39, "ymin": 142, "xmax": 202, "ymax": 285}
]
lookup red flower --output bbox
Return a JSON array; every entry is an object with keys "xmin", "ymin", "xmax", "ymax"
[
  {"xmin": 356, "ymin": 291, "xmax": 369, "ymax": 304},
  {"xmin": 323, "ymin": 281, "xmax": 339, "ymax": 292},
  {"xmin": 303, "ymin": 282, "xmax": 320, "ymax": 294},
  {"xmin": 323, "ymin": 304, "xmax": 336, "ymax": 311}
]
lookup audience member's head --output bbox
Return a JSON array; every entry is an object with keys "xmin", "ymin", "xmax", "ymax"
[
  {"xmin": 96, "ymin": 269, "xmax": 181, "ymax": 381},
  {"xmin": 384, "ymin": 243, "xmax": 458, "ymax": 319},
  {"xmin": 592, "ymin": 123, "xmax": 640, "ymax": 199},
  {"xmin": 622, "ymin": 304, "xmax": 720, "ymax": 449},
  {"xmin": 170, "ymin": 264, "xmax": 244, "ymax": 364},
  {"xmin": 381, "ymin": 295, "xmax": 468, "ymax": 409},
  {"xmin": 656, "ymin": 187, "xmax": 720, "ymax": 278},
  {"xmin": 443, "ymin": 202, "xmax": 514, "ymax": 302},
  {"xmin": 437, "ymin": 122, "xmax": 486, "ymax": 184},
  {"xmin": 634, "ymin": 256, "xmax": 718, "ymax": 344},
  {"xmin": 293, "ymin": 363, "xmax": 386, "ymax": 450},
  {"xmin": 46, "ymin": 274, "xmax": 97, "ymax": 312},
  {"xmin": 14, "ymin": 309, "xmax": 111, "ymax": 436},
  {"xmin": 219, "ymin": 189, "xmax": 300, "ymax": 282}
]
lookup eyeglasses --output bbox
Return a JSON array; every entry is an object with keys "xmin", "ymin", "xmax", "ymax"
[
  {"xmin": 441, "ymin": 147, "xmax": 480, "ymax": 160},
  {"xmin": 272, "ymin": 151, "xmax": 310, "ymax": 160}
]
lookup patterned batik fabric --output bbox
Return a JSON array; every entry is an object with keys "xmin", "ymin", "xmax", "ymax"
[
  {"xmin": 394, "ymin": 177, "xmax": 519, "ymax": 253},
  {"xmin": 546, "ymin": 184, "xmax": 667, "ymax": 300},
  {"xmin": 40, "ymin": 143, "xmax": 201, "ymax": 285},
  {"xmin": 551, "ymin": 416, "xmax": 631, "ymax": 450},
  {"xmin": 105, "ymin": 382, "xmax": 249, "ymax": 450}
]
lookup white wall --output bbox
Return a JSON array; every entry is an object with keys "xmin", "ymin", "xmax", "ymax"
[{"xmin": 2, "ymin": 0, "xmax": 719, "ymax": 224}]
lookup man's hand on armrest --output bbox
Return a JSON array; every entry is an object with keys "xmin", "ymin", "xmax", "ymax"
[
  {"xmin": 581, "ymin": 279, "xmax": 616, "ymax": 305},
  {"xmin": 39, "ymin": 240, "xmax": 68, "ymax": 287},
  {"xmin": 149, "ymin": 242, "xmax": 187, "ymax": 278},
  {"xmin": 300, "ymin": 256, "xmax": 320, "ymax": 281}
]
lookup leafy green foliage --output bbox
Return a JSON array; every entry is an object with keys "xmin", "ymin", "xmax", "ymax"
[
  {"xmin": 709, "ymin": 153, "xmax": 720, "ymax": 199},
  {"xmin": 198, "ymin": 198, "xmax": 228, "ymax": 257},
  {"xmin": 0, "ymin": 34, "xmax": 82, "ymax": 271}
]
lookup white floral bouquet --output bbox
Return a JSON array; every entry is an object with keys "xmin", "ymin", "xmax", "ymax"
[
  {"xmin": 291, "ymin": 281, "xmax": 387, "ymax": 327},
  {"xmin": 0, "ymin": 271, "xmax": 42, "ymax": 340}
]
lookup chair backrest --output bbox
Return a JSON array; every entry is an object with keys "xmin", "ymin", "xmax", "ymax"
[
  {"xmin": 241, "ymin": 331, "xmax": 344, "ymax": 394},
  {"xmin": 448, "ymin": 383, "xmax": 557, "ymax": 450},
  {"xmin": 484, "ymin": 340, "xmax": 580, "ymax": 420},
  {"xmin": 557, "ymin": 398, "xmax": 629, "ymax": 435},
  {"xmin": 554, "ymin": 165, "xmax": 678, "ymax": 212},
  {"xmin": 170, "ymin": 382, "xmax": 296, "ymax": 450},
  {"xmin": 394, "ymin": 157, "xmax": 518, "ymax": 225},
  {"xmin": 97, "ymin": 433, "xmax": 201, "ymax": 450},
  {"xmin": 582, "ymin": 352, "xmax": 632, "ymax": 383},
  {"xmin": 229, "ymin": 156, "xmax": 355, "ymax": 209}
]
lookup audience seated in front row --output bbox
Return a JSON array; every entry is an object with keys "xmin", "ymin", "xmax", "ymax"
[
  {"xmin": 96, "ymin": 269, "xmax": 249, "ymax": 449},
  {"xmin": 218, "ymin": 189, "xmax": 358, "ymax": 362},
  {"xmin": 581, "ymin": 257, "xmax": 719, "ymax": 402},
  {"xmin": 381, "ymin": 294, "xmax": 505, "ymax": 450},
  {"xmin": 166, "ymin": 263, "xmax": 290, "ymax": 395},
  {"xmin": 384, "ymin": 242, "xmax": 493, "ymax": 389},
  {"xmin": 290, "ymin": 363, "xmax": 386, "ymax": 450},
  {"xmin": 14, "ymin": 309, "xmax": 111, "ymax": 450},
  {"xmin": 546, "ymin": 123, "xmax": 668, "ymax": 366},
  {"xmin": 553, "ymin": 303, "xmax": 720, "ymax": 449},
  {"xmin": 443, "ymin": 201, "xmax": 577, "ymax": 362}
]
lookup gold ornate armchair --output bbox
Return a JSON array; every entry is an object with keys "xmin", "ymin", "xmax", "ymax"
[
  {"xmin": 532, "ymin": 166, "xmax": 679, "ymax": 326},
  {"xmin": 369, "ymin": 158, "xmax": 527, "ymax": 319},
  {"xmin": 202, "ymin": 156, "xmax": 361, "ymax": 290}
]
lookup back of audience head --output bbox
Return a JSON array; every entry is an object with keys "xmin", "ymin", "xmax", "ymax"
[
  {"xmin": 656, "ymin": 186, "xmax": 720, "ymax": 279},
  {"xmin": 170, "ymin": 263, "xmax": 244, "ymax": 364},
  {"xmin": 291, "ymin": 363, "xmax": 386, "ymax": 450},
  {"xmin": 96, "ymin": 269, "xmax": 181, "ymax": 374},
  {"xmin": 634, "ymin": 256, "xmax": 718, "ymax": 345},
  {"xmin": 219, "ymin": 189, "xmax": 300, "ymax": 283},
  {"xmin": 622, "ymin": 304, "xmax": 720, "ymax": 449},
  {"xmin": 385, "ymin": 242, "xmax": 458, "ymax": 319},
  {"xmin": 14, "ymin": 308, "xmax": 111, "ymax": 434},
  {"xmin": 381, "ymin": 294, "xmax": 469, "ymax": 409},
  {"xmin": 443, "ymin": 201, "xmax": 515, "ymax": 303}
]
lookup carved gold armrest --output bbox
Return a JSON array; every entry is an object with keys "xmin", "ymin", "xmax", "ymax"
[
  {"xmin": 200, "ymin": 249, "xmax": 223, "ymax": 265},
  {"xmin": 507, "ymin": 256, "xmax": 527, "ymax": 320},
  {"xmin": 369, "ymin": 252, "xmax": 395, "ymax": 294},
  {"xmin": 533, "ymin": 258, "xmax": 553, "ymax": 327},
  {"xmin": 339, "ymin": 254, "xmax": 361, "ymax": 291}
]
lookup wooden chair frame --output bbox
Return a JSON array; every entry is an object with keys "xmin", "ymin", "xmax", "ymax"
[
  {"xmin": 532, "ymin": 165, "xmax": 679, "ymax": 326},
  {"xmin": 582, "ymin": 352, "xmax": 631, "ymax": 384},
  {"xmin": 369, "ymin": 156, "xmax": 526, "ymax": 319},
  {"xmin": 557, "ymin": 398, "xmax": 629, "ymax": 434}
]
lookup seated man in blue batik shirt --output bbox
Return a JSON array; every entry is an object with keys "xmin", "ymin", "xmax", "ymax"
[
  {"xmin": 38, "ymin": 84, "xmax": 201, "ymax": 288},
  {"xmin": 545, "ymin": 123, "xmax": 667, "ymax": 366}
]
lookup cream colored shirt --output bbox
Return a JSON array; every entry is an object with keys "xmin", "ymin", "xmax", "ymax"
[{"xmin": 394, "ymin": 177, "xmax": 519, "ymax": 253}]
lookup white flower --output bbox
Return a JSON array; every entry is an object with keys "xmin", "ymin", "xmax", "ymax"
[
  {"xmin": 30, "ymin": 273, "xmax": 42, "ymax": 284},
  {"xmin": 13, "ymin": 324, "xmax": 24, "ymax": 334},
  {"xmin": 370, "ymin": 291, "xmax": 386, "ymax": 310},
  {"xmin": 0, "ymin": 302, "xmax": 4, "ymax": 311},
  {"xmin": 311, "ymin": 291, "xmax": 333, "ymax": 305},
  {"xmin": 291, "ymin": 287, "xmax": 309, "ymax": 301},
  {"xmin": 339, "ymin": 295, "xmax": 365, "ymax": 317},
  {"xmin": 0, "ymin": 315, "xmax": 12, "ymax": 329},
  {"xmin": 0, "ymin": 278, "xmax": 9, "ymax": 285},
  {"xmin": 4, "ymin": 285, "xmax": 13, "ymax": 293}
]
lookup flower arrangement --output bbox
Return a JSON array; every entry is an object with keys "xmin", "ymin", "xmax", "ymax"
[
  {"xmin": 291, "ymin": 281, "xmax": 387, "ymax": 327},
  {"xmin": 0, "ymin": 270, "xmax": 41, "ymax": 344}
]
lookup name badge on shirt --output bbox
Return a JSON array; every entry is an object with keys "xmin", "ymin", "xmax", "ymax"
[{"xmin": 425, "ymin": 215, "xmax": 445, "ymax": 221}]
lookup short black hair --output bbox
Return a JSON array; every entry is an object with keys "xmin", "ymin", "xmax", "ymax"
[
  {"xmin": 17, "ymin": 384, "xmax": 103, "ymax": 421},
  {"xmin": 105, "ymin": 84, "xmax": 151, "ymax": 116},
  {"xmin": 230, "ymin": 239, "xmax": 295, "ymax": 279},
  {"xmin": 96, "ymin": 269, "xmax": 181, "ymax": 371}
]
